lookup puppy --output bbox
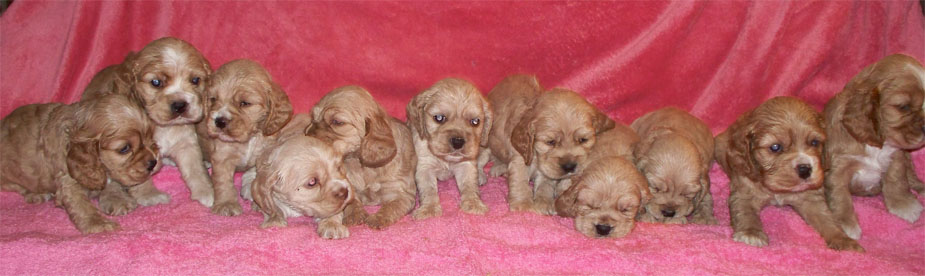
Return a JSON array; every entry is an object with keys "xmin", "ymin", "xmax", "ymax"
[
  {"xmin": 81, "ymin": 37, "xmax": 215, "ymax": 212},
  {"xmin": 196, "ymin": 59, "xmax": 307, "ymax": 216},
  {"xmin": 406, "ymin": 78, "xmax": 492, "ymax": 219},
  {"xmin": 246, "ymin": 136, "xmax": 353, "ymax": 239},
  {"xmin": 715, "ymin": 96, "xmax": 862, "ymax": 251},
  {"xmin": 556, "ymin": 124, "xmax": 649, "ymax": 238},
  {"xmin": 305, "ymin": 86, "xmax": 416, "ymax": 229},
  {"xmin": 0, "ymin": 95, "xmax": 159, "ymax": 234},
  {"xmin": 823, "ymin": 54, "xmax": 925, "ymax": 239},
  {"xmin": 480, "ymin": 74, "xmax": 614, "ymax": 214},
  {"xmin": 632, "ymin": 107, "xmax": 717, "ymax": 224}
]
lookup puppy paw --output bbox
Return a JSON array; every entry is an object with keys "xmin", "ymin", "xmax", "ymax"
[
  {"xmin": 99, "ymin": 194, "xmax": 138, "ymax": 216},
  {"xmin": 365, "ymin": 213, "xmax": 397, "ymax": 230},
  {"xmin": 460, "ymin": 198, "xmax": 489, "ymax": 215},
  {"xmin": 190, "ymin": 188, "xmax": 214, "ymax": 208},
  {"xmin": 888, "ymin": 198, "xmax": 923, "ymax": 223},
  {"xmin": 77, "ymin": 216, "xmax": 121, "ymax": 234},
  {"xmin": 134, "ymin": 190, "xmax": 171, "ymax": 207},
  {"xmin": 690, "ymin": 215, "xmax": 718, "ymax": 225},
  {"xmin": 343, "ymin": 209, "xmax": 369, "ymax": 227},
  {"xmin": 840, "ymin": 221, "xmax": 862, "ymax": 240},
  {"xmin": 211, "ymin": 201, "xmax": 243, "ymax": 216},
  {"xmin": 317, "ymin": 221, "xmax": 350, "ymax": 240},
  {"xmin": 489, "ymin": 163, "xmax": 507, "ymax": 177},
  {"xmin": 478, "ymin": 172, "xmax": 488, "ymax": 186},
  {"xmin": 664, "ymin": 217, "xmax": 688, "ymax": 224},
  {"xmin": 508, "ymin": 200, "xmax": 535, "ymax": 213},
  {"xmin": 412, "ymin": 205, "xmax": 443, "ymax": 220},
  {"xmin": 826, "ymin": 236, "xmax": 864, "ymax": 252},
  {"xmin": 733, "ymin": 230, "xmax": 769, "ymax": 247},
  {"xmin": 24, "ymin": 193, "xmax": 52, "ymax": 204},
  {"xmin": 260, "ymin": 217, "xmax": 288, "ymax": 229},
  {"xmin": 532, "ymin": 200, "xmax": 556, "ymax": 216}
]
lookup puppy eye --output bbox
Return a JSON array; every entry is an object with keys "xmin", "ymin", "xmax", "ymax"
[
  {"xmin": 810, "ymin": 139, "xmax": 820, "ymax": 147},
  {"xmin": 899, "ymin": 104, "xmax": 911, "ymax": 112},
  {"xmin": 150, "ymin": 79, "xmax": 162, "ymax": 88},
  {"xmin": 119, "ymin": 144, "xmax": 132, "ymax": 155},
  {"xmin": 769, "ymin": 144, "xmax": 782, "ymax": 153},
  {"xmin": 470, "ymin": 118, "xmax": 480, "ymax": 126},
  {"xmin": 239, "ymin": 101, "xmax": 251, "ymax": 107},
  {"xmin": 331, "ymin": 119, "xmax": 344, "ymax": 126},
  {"xmin": 304, "ymin": 177, "xmax": 318, "ymax": 188},
  {"xmin": 209, "ymin": 97, "xmax": 216, "ymax": 104},
  {"xmin": 651, "ymin": 186, "xmax": 661, "ymax": 193},
  {"xmin": 433, "ymin": 115, "xmax": 446, "ymax": 123},
  {"xmin": 578, "ymin": 137, "xmax": 589, "ymax": 144},
  {"xmin": 545, "ymin": 139, "xmax": 556, "ymax": 146},
  {"xmin": 191, "ymin": 77, "xmax": 201, "ymax": 85}
]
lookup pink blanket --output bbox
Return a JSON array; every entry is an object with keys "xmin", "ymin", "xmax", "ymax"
[{"xmin": 1, "ymin": 1, "xmax": 923, "ymax": 274}]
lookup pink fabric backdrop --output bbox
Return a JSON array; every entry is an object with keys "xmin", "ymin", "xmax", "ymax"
[{"xmin": 1, "ymin": 1, "xmax": 923, "ymax": 274}]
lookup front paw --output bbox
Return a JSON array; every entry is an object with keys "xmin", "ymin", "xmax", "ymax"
[
  {"xmin": 888, "ymin": 198, "xmax": 923, "ymax": 223},
  {"xmin": 190, "ymin": 188, "xmax": 214, "ymax": 208},
  {"xmin": 260, "ymin": 216, "xmax": 288, "ymax": 229},
  {"xmin": 211, "ymin": 201, "xmax": 243, "ymax": 216},
  {"xmin": 508, "ymin": 200, "xmax": 534, "ymax": 213},
  {"xmin": 460, "ymin": 198, "xmax": 488, "ymax": 215},
  {"xmin": 412, "ymin": 204, "xmax": 443, "ymax": 220},
  {"xmin": 24, "ymin": 193, "xmax": 52, "ymax": 204},
  {"xmin": 690, "ymin": 214, "xmax": 718, "ymax": 225},
  {"xmin": 99, "ymin": 195, "xmax": 138, "ymax": 216},
  {"xmin": 532, "ymin": 199, "xmax": 556, "ymax": 216},
  {"xmin": 343, "ymin": 208, "xmax": 369, "ymax": 226},
  {"xmin": 478, "ymin": 172, "xmax": 488, "ymax": 186},
  {"xmin": 77, "ymin": 216, "xmax": 121, "ymax": 234},
  {"xmin": 366, "ymin": 213, "xmax": 397, "ymax": 230},
  {"xmin": 840, "ymin": 221, "xmax": 862, "ymax": 240},
  {"xmin": 134, "ymin": 190, "xmax": 171, "ymax": 207},
  {"xmin": 826, "ymin": 236, "xmax": 865, "ymax": 252},
  {"xmin": 317, "ymin": 220, "xmax": 350, "ymax": 239},
  {"xmin": 733, "ymin": 230, "xmax": 769, "ymax": 247}
]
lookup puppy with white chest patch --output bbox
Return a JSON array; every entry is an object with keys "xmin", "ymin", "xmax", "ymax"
[
  {"xmin": 632, "ymin": 107, "xmax": 717, "ymax": 225},
  {"xmin": 305, "ymin": 86, "xmax": 416, "ymax": 229},
  {"xmin": 480, "ymin": 74, "xmax": 615, "ymax": 215},
  {"xmin": 823, "ymin": 54, "xmax": 925, "ymax": 240},
  {"xmin": 407, "ymin": 78, "xmax": 493, "ymax": 219},
  {"xmin": 716, "ymin": 96, "xmax": 862, "ymax": 251},
  {"xmin": 82, "ymin": 37, "xmax": 214, "ymax": 215},
  {"xmin": 196, "ymin": 59, "xmax": 310, "ymax": 216}
]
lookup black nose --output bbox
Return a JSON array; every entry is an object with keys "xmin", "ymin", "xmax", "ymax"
[
  {"xmin": 661, "ymin": 209, "xmax": 676, "ymax": 218},
  {"xmin": 450, "ymin": 137, "xmax": 465, "ymax": 150},
  {"xmin": 561, "ymin": 162, "xmax": 577, "ymax": 173},
  {"xmin": 171, "ymin": 101, "xmax": 188, "ymax": 115},
  {"xmin": 146, "ymin": 160, "xmax": 158, "ymax": 171},
  {"xmin": 214, "ymin": 117, "xmax": 228, "ymax": 129},
  {"xmin": 797, "ymin": 164, "xmax": 812, "ymax": 180},
  {"xmin": 595, "ymin": 224, "xmax": 612, "ymax": 236}
]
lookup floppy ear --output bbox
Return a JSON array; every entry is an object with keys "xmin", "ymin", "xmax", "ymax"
[
  {"xmin": 304, "ymin": 104, "xmax": 324, "ymax": 136},
  {"xmin": 66, "ymin": 138, "xmax": 106, "ymax": 190},
  {"xmin": 592, "ymin": 110, "xmax": 616, "ymax": 134},
  {"xmin": 252, "ymin": 158, "xmax": 287, "ymax": 228},
  {"xmin": 479, "ymin": 97, "xmax": 494, "ymax": 147},
  {"xmin": 632, "ymin": 128, "xmax": 671, "ymax": 167},
  {"xmin": 555, "ymin": 179, "xmax": 584, "ymax": 218},
  {"xmin": 262, "ymin": 82, "xmax": 293, "ymax": 136},
  {"xmin": 726, "ymin": 120, "xmax": 759, "ymax": 181},
  {"xmin": 359, "ymin": 111, "xmax": 397, "ymax": 168},
  {"xmin": 841, "ymin": 86, "xmax": 882, "ymax": 147},
  {"xmin": 406, "ymin": 89, "xmax": 435, "ymax": 139},
  {"xmin": 511, "ymin": 111, "xmax": 536, "ymax": 166}
]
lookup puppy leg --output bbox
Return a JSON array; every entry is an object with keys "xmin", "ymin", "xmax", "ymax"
[
  {"xmin": 412, "ymin": 168, "xmax": 442, "ymax": 220},
  {"xmin": 506, "ymin": 157, "xmax": 534, "ymax": 212},
  {"xmin": 211, "ymin": 159, "xmax": 243, "ymax": 216},
  {"xmin": 56, "ymin": 178, "xmax": 120, "ymax": 234},
  {"xmin": 690, "ymin": 175, "xmax": 718, "ymax": 225},
  {"xmin": 454, "ymin": 162, "xmax": 488, "ymax": 215},
  {"xmin": 729, "ymin": 191, "xmax": 768, "ymax": 247},
  {"xmin": 824, "ymin": 162, "xmax": 862, "ymax": 239},
  {"xmin": 99, "ymin": 179, "xmax": 137, "ymax": 216},
  {"xmin": 172, "ymin": 141, "xmax": 215, "ymax": 207},
  {"xmin": 477, "ymin": 147, "xmax": 491, "ymax": 186},
  {"xmin": 792, "ymin": 192, "xmax": 864, "ymax": 252},
  {"xmin": 342, "ymin": 197, "xmax": 368, "ymax": 226},
  {"xmin": 317, "ymin": 212, "xmax": 349, "ymax": 239},
  {"xmin": 260, "ymin": 213, "xmax": 288, "ymax": 229},
  {"xmin": 532, "ymin": 176, "xmax": 556, "ymax": 215},
  {"xmin": 902, "ymin": 152, "xmax": 924, "ymax": 193},
  {"xmin": 366, "ymin": 187, "xmax": 415, "ymax": 229},
  {"xmin": 489, "ymin": 158, "xmax": 508, "ymax": 177},
  {"xmin": 883, "ymin": 152, "xmax": 923, "ymax": 223},
  {"xmin": 240, "ymin": 168, "xmax": 257, "ymax": 202},
  {"xmin": 128, "ymin": 179, "xmax": 170, "ymax": 207}
]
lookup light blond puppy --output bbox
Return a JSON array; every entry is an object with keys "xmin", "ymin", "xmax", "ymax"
[
  {"xmin": 246, "ymin": 136, "xmax": 353, "ymax": 239},
  {"xmin": 480, "ymin": 74, "xmax": 614, "ymax": 215},
  {"xmin": 305, "ymin": 86, "xmax": 416, "ymax": 229},
  {"xmin": 716, "ymin": 96, "xmax": 862, "ymax": 252},
  {"xmin": 196, "ymin": 59, "xmax": 307, "ymax": 216},
  {"xmin": 632, "ymin": 107, "xmax": 717, "ymax": 224},
  {"xmin": 82, "ymin": 37, "xmax": 215, "ymax": 211},
  {"xmin": 823, "ymin": 54, "xmax": 925, "ymax": 240},
  {"xmin": 556, "ymin": 124, "xmax": 649, "ymax": 238},
  {"xmin": 1, "ymin": 95, "xmax": 159, "ymax": 234},
  {"xmin": 407, "ymin": 78, "xmax": 493, "ymax": 219}
]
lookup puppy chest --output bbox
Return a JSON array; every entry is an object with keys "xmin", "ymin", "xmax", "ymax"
[{"xmin": 849, "ymin": 145, "xmax": 898, "ymax": 192}]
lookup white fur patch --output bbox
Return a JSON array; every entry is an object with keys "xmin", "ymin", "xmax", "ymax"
[
  {"xmin": 850, "ymin": 145, "xmax": 898, "ymax": 192},
  {"xmin": 842, "ymin": 222, "xmax": 862, "ymax": 240},
  {"xmin": 889, "ymin": 199, "xmax": 923, "ymax": 223}
]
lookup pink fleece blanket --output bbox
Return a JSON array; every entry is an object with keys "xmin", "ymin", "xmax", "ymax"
[{"xmin": 1, "ymin": 1, "xmax": 924, "ymax": 274}]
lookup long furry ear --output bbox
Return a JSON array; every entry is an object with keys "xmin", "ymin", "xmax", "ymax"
[
  {"xmin": 479, "ymin": 97, "xmax": 494, "ymax": 147},
  {"xmin": 726, "ymin": 121, "xmax": 759, "ymax": 180},
  {"xmin": 252, "ymin": 158, "xmax": 286, "ymax": 228},
  {"xmin": 406, "ymin": 88, "xmax": 435, "ymax": 139},
  {"xmin": 359, "ymin": 111, "xmax": 397, "ymax": 168},
  {"xmin": 592, "ymin": 110, "xmax": 616, "ymax": 134},
  {"xmin": 66, "ymin": 138, "xmax": 106, "ymax": 190},
  {"xmin": 510, "ymin": 111, "xmax": 536, "ymax": 166},
  {"xmin": 555, "ymin": 179, "xmax": 583, "ymax": 218},
  {"xmin": 262, "ymin": 82, "xmax": 293, "ymax": 136},
  {"xmin": 842, "ymin": 86, "xmax": 882, "ymax": 147}
]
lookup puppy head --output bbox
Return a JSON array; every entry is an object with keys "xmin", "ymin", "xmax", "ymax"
[
  {"xmin": 841, "ymin": 54, "xmax": 925, "ymax": 150},
  {"xmin": 556, "ymin": 157, "xmax": 648, "ymax": 238},
  {"xmin": 635, "ymin": 133, "xmax": 703, "ymax": 222},
  {"xmin": 305, "ymin": 86, "xmax": 396, "ymax": 167},
  {"xmin": 128, "ymin": 37, "xmax": 211, "ymax": 126},
  {"xmin": 512, "ymin": 89, "xmax": 615, "ymax": 179},
  {"xmin": 406, "ymin": 78, "xmax": 492, "ymax": 163},
  {"xmin": 67, "ymin": 95, "xmax": 160, "ymax": 190},
  {"xmin": 204, "ymin": 59, "xmax": 292, "ymax": 143},
  {"xmin": 727, "ymin": 96, "xmax": 825, "ymax": 193},
  {"xmin": 251, "ymin": 136, "xmax": 351, "ymax": 220}
]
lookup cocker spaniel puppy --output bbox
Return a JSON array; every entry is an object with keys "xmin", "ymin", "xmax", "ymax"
[
  {"xmin": 823, "ymin": 54, "xmax": 925, "ymax": 239},
  {"xmin": 556, "ymin": 124, "xmax": 649, "ymax": 238},
  {"xmin": 632, "ymin": 107, "xmax": 717, "ymax": 224},
  {"xmin": 197, "ymin": 59, "xmax": 307, "ymax": 216},
  {"xmin": 305, "ymin": 86, "xmax": 416, "ymax": 229},
  {"xmin": 715, "ymin": 96, "xmax": 862, "ymax": 251},
  {"xmin": 1, "ymin": 95, "xmax": 159, "ymax": 234},
  {"xmin": 480, "ymin": 74, "xmax": 614, "ymax": 214},
  {"xmin": 406, "ymin": 78, "xmax": 492, "ymax": 219},
  {"xmin": 245, "ymin": 136, "xmax": 352, "ymax": 239},
  {"xmin": 81, "ymin": 37, "xmax": 214, "ymax": 211}
]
